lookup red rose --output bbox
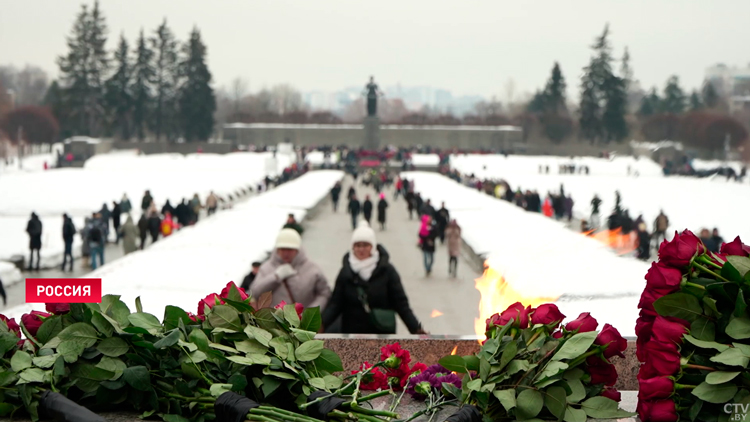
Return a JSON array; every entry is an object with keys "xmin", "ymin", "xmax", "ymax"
[
  {"xmin": 220, "ymin": 281, "xmax": 249, "ymax": 301},
  {"xmin": 0, "ymin": 314, "xmax": 21, "ymax": 338},
  {"xmin": 638, "ymin": 286, "xmax": 675, "ymax": 312},
  {"xmin": 565, "ymin": 312, "xmax": 598, "ymax": 333},
  {"xmin": 639, "ymin": 341, "xmax": 680, "ymax": 378},
  {"xmin": 186, "ymin": 312, "xmax": 203, "ymax": 323},
  {"xmin": 353, "ymin": 362, "xmax": 387, "ymax": 391},
  {"xmin": 530, "ymin": 304, "xmax": 565, "ymax": 327},
  {"xmin": 275, "ymin": 300, "xmax": 288, "ymax": 309},
  {"xmin": 485, "ymin": 313, "xmax": 501, "ymax": 332},
  {"xmin": 552, "ymin": 330, "xmax": 563, "ymax": 339},
  {"xmin": 497, "ymin": 302, "xmax": 531, "ymax": 329},
  {"xmin": 645, "ymin": 263, "xmax": 683, "ymax": 292},
  {"xmin": 294, "ymin": 303, "xmax": 304, "ymax": 320},
  {"xmin": 601, "ymin": 387, "xmax": 621, "ymax": 402},
  {"xmin": 197, "ymin": 293, "xmax": 220, "ymax": 316},
  {"xmin": 21, "ymin": 311, "xmax": 52, "ymax": 337},
  {"xmin": 45, "ymin": 303, "xmax": 70, "ymax": 315},
  {"xmin": 658, "ymin": 230, "xmax": 705, "ymax": 268},
  {"xmin": 586, "ymin": 356, "xmax": 618, "ymax": 386},
  {"xmin": 381, "ymin": 343, "xmax": 411, "ymax": 369},
  {"xmin": 595, "ymin": 323, "xmax": 627, "ymax": 359},
  {"xmin": 720, "ymin": 236, "xmax": 750, "ymax": 257},
  {"xmin": 638, "ymin": 376, "xmax": 674, "ymax": 401},
  {"xmin": 637, "ymin": 399, "xmax": 678, "ymax": 422},
  {"xmin": 635, "ymin": 317, "xmax": 654, "ymax": 362},
  {"xmin": 651, "ymin": 316, "xmax": 689, "ymax": 345}
]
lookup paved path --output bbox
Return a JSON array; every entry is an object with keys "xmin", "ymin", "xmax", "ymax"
[{"xmin": 303, "ymin": 175, "xmax": 481, "ymax": 336}]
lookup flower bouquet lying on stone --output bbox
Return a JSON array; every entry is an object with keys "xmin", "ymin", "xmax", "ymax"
[
  {"xmin": 636, "ymin": 231, "xmax": 750, "ymax": 422},
  {"xmin": 0, "ymin": 282, "xmax": 389, "ymax": 422},
  {"xmin": 435, "ymin": 302, "xmax": 635, "ymax": 421}
]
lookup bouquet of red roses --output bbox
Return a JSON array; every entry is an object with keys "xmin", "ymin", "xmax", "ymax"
[{"xmin": 636, "ymin": 230, "xmax": 750, "ymax": 422}]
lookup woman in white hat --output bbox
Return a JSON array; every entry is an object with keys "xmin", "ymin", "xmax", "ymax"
[
  {"xmin": 322, "ymin": 221, "xmax": 425, "ymax": 334},
  {"xmin": 251, "ymin": 228, "xmax": 331, "ymax": 309}
]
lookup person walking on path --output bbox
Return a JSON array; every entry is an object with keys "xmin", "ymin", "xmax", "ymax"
[
  {"xmin": 62, "ymin": 214, "xmax": 76, "ymax": 271},
  {"xmin": 137, "ymin": 214, "xmax": 148, "ymax": 250},
  {"xmin": 636, "ymin": 222, "xmax": 651, "ymax": 261},
  {"xmin": 653, "ymin": 210, "xmax": 669, "ymax": 246},
  {"xmin": 348, "ymin": 194, "xmax": 361, "ymax": 230},
  {"xmin": 377, "ymin": 193, "xmax": 388, "ymax": 230},
  {"xmin": 415, "ymin": 193, "xmax": 424, "ymax": 217},
  {"xmin": 322, "ymin": 221, "xmax": 426, "ymax": 334},
  {"xmin": 111, "ymin": 201, "xmax": 122, "ymax": 244},
  {"xmin": 405, "ymin": 189, "xmax": 416, "ymax": 220},
  {"xmin": 363, "ymin": 195, "xmax": 373, "ymax": 224},
  {"xmin": 120, "ymin": 215, "xmax": 139, "ymax": 255},
  {"xmin": 147, "ymin": 211, "xmax": 161, "ymax": 244},
  {"xmin": 419, "ymin": 215, "xmax": 438, "ymax": 276},
  {"xmin": 394, "ymin": 177, "xmax": 403, "ymax": 200},
  {"xmin": 240, "ymin": 262, "xmax": 262, "ymax": 293},
  {"xmin": 563, "ymin": 195, "xmax": 574, "ymax": 223},
  {"xmin": 161, "ymin": 199, "xmax": 176, "ymax": 218},
  {"xmin": 434, "ymin": 202, "xmax": 450, "ymax": 244},
  {"xmin": 347, "ymin": 186, "xmax": 356, "ymax": 201},
  {"xmin": 542, "ymin": 196, "xmax": 554, "ymax": 218},
  {"xmin": 99, "ymin": 203, "xmax": 111, "ymax": 243},
  {"xmin": 283, "ymin": 214, "xmax": 304, "ymax": 235},
  {"xmin": 206, "ymin": 191, "xmax": 219, "ymax": 216},
  {"xmin": 120, "ymin": 193, "xmax": 132, "ymax": 216},
  {"xmin": 141, "ymin": 190, "xmax": 153, "ymax": 214},
  {"xmin": 445, "ymin": 219, "xmax": 462, "ymax": 277},
  {"xmin": 590, "ymin": 194, "xmax": 602, "ymax": 230},
  {"xmin": 190, "ymin": 194, "xmax": 202, "ymax": 224},
  {"xmin": 80, "ymin": 217, "xmax": 92, "ymax": 268},
  {"xmin": 26, "ymin": 212, "xmax": 42, "ymax": 271},
  {"xmin": 250, "ymin": 228, "xmax": 331, "ymax": 309},
  {"xmin": 330, "ymin": 182, "xmax": 342, "ymax": 212},
  {"xmin": 88, "ymin": 213, "xmax": 105, "ymax": 270},
  {"xmin": 160, "ymin": 212, "xmax": 179, "ymax": 237}
]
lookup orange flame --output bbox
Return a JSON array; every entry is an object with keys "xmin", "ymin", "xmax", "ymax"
[
  {"xmin": 586, "ymin": 228, "xmax": 637, "ymax": 255},
  {"xmin": 431, "ymin": 309, "xmax": 444, "ymax": 318},
  {"xmin": 474, "ymin": 261, "xmax": 559, "ymax": 342},
  {"xmin": 450, "ymin": 346, "xmax": 458, "ymax": 355}
]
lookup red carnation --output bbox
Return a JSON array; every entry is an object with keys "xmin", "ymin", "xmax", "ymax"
[
  {"xmin": 45, "ymin": 303, "xmax": 70, "ymax": 315},
  {"xmin": 586, "ymin": 356, "xmax": 618, "ymax": 386},
  {"xmin": 651, "ymin": 316, "xmax": 689, "ymax": 345},
  {"xmin": 595, "ymin": 323, "xmax": 627, "ymax": 359},
  {"xmin": 658, "ymin": 230, "xmax": 705, "ymax": 268},
  {"xmin": 401, "ymin": 362, "xmax": 428, "ymax": 387},
  {"xmin": 601, "ymin": 387, "xmax": 621, "ymax": 402},
  {"xmin": 637, "ymin": 399, "xmax": 678, "ymax": 422},
  {"xmin": 565, "ymin": 312, "xmax": 598, "ymax": 333},
  {"xmin": 638, "ymin": 376, "xmax": 674, "ymax": 401},
  {"xmin": 21, "ymin": 311, "xmax": 52, "ymax": 337},
  {"xmin": 639, "ymin": 341, "xmax": 680, "ymax": 378},
  {"xmin": 219, "ymin": 281, "xmax": 249, "ymax": 301},
  {"xmin": 353, "ymin": 362, "xmax": 387, "ymax": 391},
  {"xmin": 720, "ymin": 236, "xmax": 750, "ymax": 257},
  {"xmin": 0, "ymin": 314, "xmax": 21, "ymax": 338},
  {"xmin": 645, "ymin": 263, "xmax": 683, "ymax": 292},
  {"xmin": 381, "ymin": 343, "xmax": 411, "ymax": 369},
  {"xmin": 530, "ymin": 303, "xmax": 565, "ymax": 327}
]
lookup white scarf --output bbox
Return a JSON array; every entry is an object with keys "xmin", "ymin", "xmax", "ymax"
[{"xmin": 348, "ymin": 249, "xmax": 380, "ymax": 281}]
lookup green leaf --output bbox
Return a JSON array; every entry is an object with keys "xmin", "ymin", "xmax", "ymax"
[
  {"xmin": 269, "ymin": 337, "xmax": 289, "ymax": 360},
  {"xmin": 245, "ymin": 326, "xmax": 273, "ymax": 347},
  {"xmin": 296, "ymin": 340, "xmax": 324, "ymax": 362},
  {"xmin": 463, "ymin": 355, "xmax": 480, "ymax": 371},
  {"xmin": 691, "ymin": 318, "xmax": 716, "ymax": 342},
  {"xmin": 11, "ymin": 351, "xmax": 33, "ymax": 371},
  {"xmin": 36, "ymin": 316, "xmax": 63, "ymax": 345},
  {"xmin": 162, "ymin": 415, "xmax": 190, "ymax": 422},
  {"xmin": 0, "ymin": 333, "xmax": 18, "ymax": 355},
  {"xmin": 178, "ymin": 339, "xmax": 197, "ymax": 352},
  {"xmin": 90, "ymin": 312, "xmax": 115, "ymax": 337},
  {"xmin": 711, "ymin": 348, "xmax": 750, "ymax": 368},
  {"xmin": 163, "ymin": 306, "xmax": 193, "ymax": 331},
  {"xmin": 179, "ymin": 350, "xmax": 207, "ymax": 365},
  {"xmin": 58, "ymin": 322, "xmax": 100, "ymax": 348},
  {"xmin": 32, "ymin": 354, "xmax": 58, "ymax": 369},
  {"xmin": 313, "ymin": 349, "xmax": 344, "ymax": 373},
  {"xmin": 506, "ymin": 359, "xmax": 532, "ymax": 375},
  {"xmin": 581, "ymin": 396, "xmax": 634, "ymax": 418},
  {"xmin": 692, "ymin": 381, "xmax": 739, "ymax": 403},
  {"xmin": 536, "ymin": 361, "xmax": 569, "ymax": 384},
  {"xmin": 227, "ymin": 354, "xmax": 272, "ymax": 366},
  {"xmin": 498, "ymin": 341, "xmax": 517, "ymax": 371},
  {"xmin": 291, "ymin": 328, "xmax": 316, "ymax": 343},
  {"xmin": 235, "ymin": 339, "xmax": 268, "ymax": 355},
  {"xmin": 262, "ymin": 367, "xmax": 297, "ymax": 380},
  {"xmin": 688, "ymin": 399, "xmax": 703, "ymax": 422},
  {"xmin": 208, "ymin": 305, "xmax": 242, "ymax": 331},
  {"xmin": 299, "ymin": 307, "xmax": 322, "ymax": 332},
  {"xmin": 58, "ymin": 340, "xmax": 84, "ymax": 363},
  {"xmin": 466, "ymin": 378, "xmax": 482, "ymax": 391},
  {"xmin": 123, "ymin": 366, "xmax": 151, "ymax": 391},
  {"xmin": 516, "ymin": 389, "xmax": 543, "ymax": 419},
  {"xmin": 127, "ymin": 313, "xmax": 162, "ymax": 335},
  {"xmin": 683, "ymin": 334, "xmax": 729, "ymax": 352},
  {"xmin": 324, "ymin": 374, "xmax": 342, "ymax": 390},
  {"xmin": 153, "ymin": 329, "xmax": 181, "ymax": 349},
  {"xmin": 736, "ymin": 290, "xmax": 748, "ymax": 318},
  {"xmin": 283, "ymin": 304, "xmax": 301, "ymax": 328},
  {"xmin": 18, "ymin": 368, "xmax": 46, "ymax": 384},
  {"xmin": 222, "ymin": 298, "xmax": 256, "ymax": 313},
  {"xmin": 97, "ymin": 356, "xmax": 126, "ymax": 380},
  {"xmin": 479, "ymin": 357, "xmax": 490, "ymax": 381},
  {"xmin": 706, "ymin": 371, "xmax": 741, "ymax": 385},
  {"xmin": 564, "ymin": 406, "xmax": 587, "ymax": 422},
  {"xmin": 70, "ymin": 364, "xmax": 114, "ymax": 392},
  {"xmin": 210, "ymin": 383, "xmax": 233, "ymax": 397},
  {"xmin": 97, "ymin": 337, "xmax": 129, "ymax": 357},
  {"xmin": 209, "ymin": 343, "xmax": 239, "ymax": 354},
  {"xmin": 728, "ymin": 256, "xmax": 750, "ymax": 278},
  {"xmin": 566, "ymin": 378, "xmax": 586, "ymax": 403},
  {"xmin": 653, "ymin": 292, "xmax": 704, "ymax": 321},
  {"xmin": 261, "ymin": 376, "xmax": 282, "ymax": 398},
  {"xmin": 0, "ymin": 370, "xmax": 18, "ymax": 387},
  {"xmin": 727, "ymin": 317, "xmax": 750, "ymax": 340},
  {"xmin": 189, "ymin": 328, "xmax": 210, "ymax": 352},
  {"xmin": 439, "ymin": 355, "xmax": 469, "ymax": 373},
  {"xmin": 101, "ymin": 297, "xmax": 131, "ymax": 329},
  {"xmin": 552, "ymin": 331, "xmax": 597, "ymax": 361},
  {"xmin": 722, "ymin": 261, "xmax": 742, "ymax": 282},
  {"xmin": 544, "ymin": 386, "xmax": 568, "ymax": 420},
  {"xmin": 135, "ymin": 296, "xmax": 143, "ymax": 313},
  {"xmin": 493, "ymin": 389, "xmax": 516, "ymax": 412},
  {"xmin": 309, "ymin": 377, "xmax": 326, "ymax": 390}
]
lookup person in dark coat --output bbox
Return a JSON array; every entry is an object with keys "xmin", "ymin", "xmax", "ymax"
[
  {"xmin": 62, "ymin": 213, "xmax": 76, "ymax": 271},
  {"xmin": 563, "ymin": 196, "xmax": 574, "ymax": 222},
  {"xmin": 161, "ymin": 200, "xmax": 175, "ymax": 218},
  {"xmin": 283, "ymin": 214, "xmax": 304, "ymax": 235},
  {"xmin": 26, "ymin": 212, "xmax": 42, "ymax": 271},
  {"xmin": 362, "ymin": 195, "xmax": 373, "ymax": 224},
  {"xmin": 415, "ymin": 193, "xmax": 424, "ymax": 217},
  {"xmin": 377, "ymin": 193, "xmax": 388, "ymax": 230},
  {"xmin": 138, "ymin": 214, "xmax": 148, "ymax": 250},
  {"xmin": 111, "ymin": 201, "xmax": 122, "ymax": 244},
  {"xmin": 347, "ymin": 186, "xmax": 356, "ymax": 201},
  {"xmin": 322, "ymin": 222, "xmax": 425, "ymax": 334},
  {"xmin": 88, "ymin": 213, "xmax": 105, "ymax": 270},
  {"xmin": 120, "ymin": 193, "xmax": 132, "ymax": 215},
  {"xmin": 434, "ymin": 202, "xmax": 450, "ymax": 244},
  {"xmin": 175, "ymin": 199, "xmax": 190, "ymax": 227},
  {"xmin": 141, "ymin": 190, "xmax": 153, "ymax": 213},
  {"xmin": 99, "ymin": 203, "xmax": 111, "ymax": 243},
  {"xmin": 636, "ymin": 222, "xmax": 651, "ymax": 261},
  {"xmin": 240, "ymin": 262, "xmax": 262, "ymax": 293},
  {"xmin": 330, "ymin": 182, "xmax": 342, "ymax": 212},
  {"xmin": 348, "ymin": 194, "xmax": 361, "ymax": 230},
  {"xmin": 711, "ymin": 228, "xmax": 724, "ymax": 253},
  {"xmin": 0, "ymin": 276, "xmax": 5, "ymax": 306},
  {"xmin": 419, "ymin": 215, "xmax": 438, "ymax": 276},
  {"xmin": 147, "ymin": 211, "xmax": 161, "ymax": 244},
  {"xmin": 405, "ymin": 190, "xmax": 416, "ymax": 220}
]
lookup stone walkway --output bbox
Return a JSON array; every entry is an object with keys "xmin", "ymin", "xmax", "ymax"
[{"xmin": 303, "ymin": 175, "xmax": 481, "ymax": 336}]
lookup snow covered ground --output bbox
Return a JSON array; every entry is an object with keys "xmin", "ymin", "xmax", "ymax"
[
  {"xmin": 0, "ymin": 151, "xmax": 296, "ymax": 267},
  {"xmin": 0, "ymin": 145, "xmax": 63, "ymax": 174},
  {"xmin": 305, "ymin": 151, "xmax": 339, "ymax": 166},
  {"xmin": 403, "ymin": 171, "xmax": 650, "ymax": 337},
  {"xmin": 448, "ymin": 154, "xmax": 750, "ymax": 242},
  {"xmin": 1, "ymin": 170, "xmax": 344, "ymax": 321},
  {"xmin": 0, "ymin": 261, "xmax": 22, "ymax": 291}
]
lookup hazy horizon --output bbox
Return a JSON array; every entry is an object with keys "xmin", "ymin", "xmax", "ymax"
[{"xmin": 2, "ymin": 0, "xmax": 749, "ymax": 102}]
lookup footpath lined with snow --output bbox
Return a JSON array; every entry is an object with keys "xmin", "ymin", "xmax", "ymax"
[{"xmin": 2, "ymin": 170, "xmax": 344, "ymax": 320}]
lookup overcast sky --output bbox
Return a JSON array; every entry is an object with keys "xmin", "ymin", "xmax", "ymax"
[{"xmin": 2, "ymin": 0, "xmax": 749, "ymax": 101}]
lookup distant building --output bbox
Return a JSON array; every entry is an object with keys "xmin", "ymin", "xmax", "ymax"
[{"xmin": 705, "ymin": 63, "xmax": 750, "ymax": 113}]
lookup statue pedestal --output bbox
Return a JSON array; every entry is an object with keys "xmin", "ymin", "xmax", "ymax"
[{"xmin": 363, "ymin": 116, "xmax": 381, "ymax": 150}]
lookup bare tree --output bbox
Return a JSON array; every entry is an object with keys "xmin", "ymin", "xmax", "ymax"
[
  {"xmin": 504, "ymin": 78, "xmax": 516, "ymax": 109},
  {"xmin": 231, "ymin": 77, "xmax": 248, "ymax": 113}
]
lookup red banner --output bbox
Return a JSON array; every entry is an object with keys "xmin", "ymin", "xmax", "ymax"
[{"xmin": 25, "ymin": 278, "xmax": 102, "ymax": 303}]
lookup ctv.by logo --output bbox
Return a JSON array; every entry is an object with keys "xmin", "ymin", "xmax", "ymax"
[{"xmin": 725, "ymin": 403, "xmax": 750, "ymax": 421}]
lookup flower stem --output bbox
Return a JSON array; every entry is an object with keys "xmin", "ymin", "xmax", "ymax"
[
  {"xmin": 682, "ymin": 364, "xmax": 716, "ymax": 372},
  {"xmin": 358, "ymin": 390, "xmax": 392, "ymax": 403},
  {"xmin": 684, "ymin": 281, "xmax": 707, "ymax": 290},
  {"xmin": 674, "ymin": 383, "xmax": 697, "ymax": 389},
  {"xmin": 345, "ymin": 403, "xmax": 399, "ymax": 418},
  {"xmin": 568, "ymin": 348, "xmax": 601, "ymax": 369},
  {"xmin": 698, "ymin": 255, "xmax": 724, "ymax": 269},
  {"xmin": 693, "ymin": 263, "xmax": 731, "ymax": 283},
  {"xmin": 300, "ymin": 365, "xmax": 378, "ymax": 410},
  {"xmin": 526, "ymin": 331, "xmax": 542, "ymax": 347}
]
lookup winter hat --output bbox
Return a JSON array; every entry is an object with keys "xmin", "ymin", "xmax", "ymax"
[
  {"xmin": 351, "ymin": 220, "xmax": 377, "ymax": 247},
  {"xmin": 379, "ymin": 193, "xmax": 385, "ymax": 200},
  {"xmin": 275, "ymin": 228, "xmax": 302, "ymax": 250}
]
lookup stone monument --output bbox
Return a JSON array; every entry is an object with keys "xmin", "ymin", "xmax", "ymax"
[{"xmin": 363, "ymin": 76, "xmax": 382, "ymax": 150}]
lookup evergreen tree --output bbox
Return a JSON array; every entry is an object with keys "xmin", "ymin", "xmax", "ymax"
[
  {"xmin": 104, "ymin": 34, "xmax": 132, "ymax": 140},
  {"xmin": 689, "ymin": 90, "xmax": 703, "ymax": 111},
  {"xmin": 150, "ymin": 19, "xmax": 180, "ymax": 141},
  {"xmin": 661, "ymin": 76, "xmax": 686, "ymax": 114},
  {"xmin": 178, "ymin": 27, "xmax": 216, "ymax": 141},
  {"xmin": 579, "ymin": 70, "xmax": 602, "ymax": 142},
  {"xmin": 638, "ymin": 88, "xmax": 660, "ymax": 117},
  {"xmin": 601, "ymin": 75, "xmax": 629, "ymax": 142},
  {"xmin": 526, "ymin": 90, "xmax": 546, "ymax": 114},
  {"xmin": 620, "ymin": 47, "xmax": 633, "ymax": 92},
  {"xmin": 543, "ymin": 62, "xmax": 567, "ymax": 114},
  {"xmin": 43, "ymin": 80, "xmax": 72, "ymax": 139},
  {"xmin": 702, "ymin": 81, "xmax": 720, "ymax": 109},
  {"xmin": 131, "ymin": 29, "xmax": 154, "ymax": 141},
  {"xmin": 579, "ymin": 25, "xmax": 613, "ymax": 143}
]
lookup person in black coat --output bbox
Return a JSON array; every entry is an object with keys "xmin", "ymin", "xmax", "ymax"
[
  {"xmin": 111, "ymin": 201, "xmax": 122, "ymax": 244},
  {"xmin": 330, "ymin": 183, "xmax": 342, "ymax": 212},
  {"xmin": 62, "ymin": 213, "xmax": 76, "ymax": 271},
  {"xmin": 162, "ymin": 200, "xmax": 175, "ymax": 218},
  {"xmin": 405, "ymin": 190, "xmax": 416, "ymax": 220},
  {"xmin": 377, "ymin": 193, "xmax": 388, "ymax": 230},
  {"xmin": 99, "ymin": 203, "xmax": 111, "ymax": 242},
  {"xmin": 26, "ymin": 212, "xmax": 43, "ymax": 271},
  {"xmin": 137, "ymin": 214, "xmax": 148, "ymax": 250},
  {"xmin": 322, "ymin": 222, "xmax": 425, "ymax": 334},
  {"xmin": 348, "ymin": 194, "xmax": 361, "ymax": 230},
  {"xmin": 175, "ymin": 199, "xmax": 190, "ymax": 227},
  {"xmin": 636, "ymin": 223, "xmax": 651, "ymax": 261},
  {"xmin": 240, "ymin": 262, "xmax": 262, "ymax": 293},
  {"xmin": 434, "ymin": 202, "xmax": 450, "ymax": 244},
  {"xmin": 147, "ymin": 211, "xmax": 161, "ymax": 244},
  {"xmin": 362, "ymin": 195, "xmax": 373, "ymax": 224}
]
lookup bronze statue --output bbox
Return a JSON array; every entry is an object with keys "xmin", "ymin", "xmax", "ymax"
[{"xmin": 363, "ymin": 76, "xmax": 382, "ymax": 117}]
